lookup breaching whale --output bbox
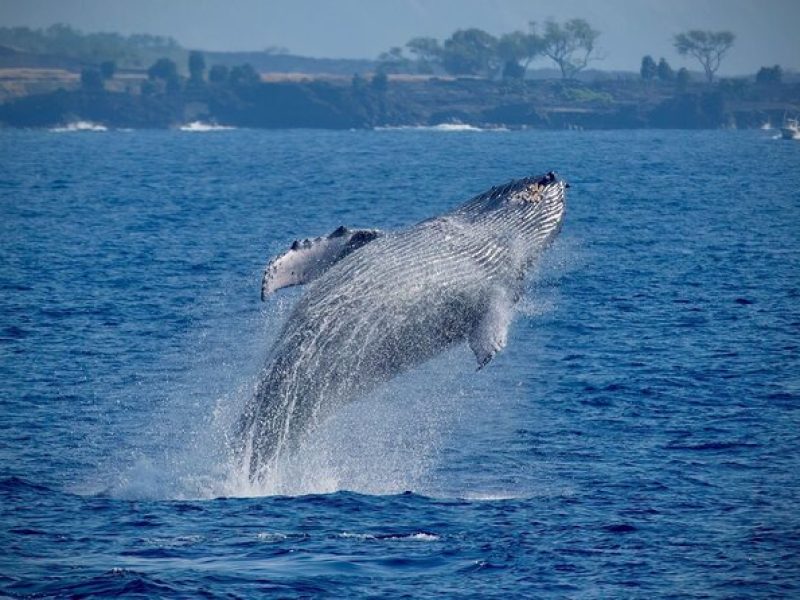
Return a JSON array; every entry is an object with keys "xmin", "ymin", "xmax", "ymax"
[{"xmin": 239, "ymin": 172, "xmax": 567, "ymax": 480}]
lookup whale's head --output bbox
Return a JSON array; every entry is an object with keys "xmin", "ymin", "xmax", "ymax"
[{"xmin": 458, "ymin": 171, "xmax": 567, "ymax": 258}]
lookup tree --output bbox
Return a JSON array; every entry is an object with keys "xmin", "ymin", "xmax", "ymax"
[
  {"xmin": 674, "ymin": 30, "xmax": 735, "ymax": 83},
  {"xmin": 165, "ymin": 74, "xmax": 181, "ymax": 94},
  {"xmin": 756, "ymin": 65, "xmax": 782, "ymax": 84},
  {"xmin": 80, "ymin": 67, "xmax": 104, "ymax": 91},
  {"xmin": 140, "ymin": 78, "xmax": 156, "ymax": 96},
  {"xmin": 441, "ymin": 28, "xmax": 498, "ymax": 77},
  {"xmin": 657, "ymin": 57, "xmax": 674, "ymax": 81},
  {"xmin": 147, "ymin": 57, "xmax": 180, "ymax": 94},
  {"xmin": 188, "ymin": 50, "xmax": 206, "ymax": 82},
  {"xmin": 228, "ymin": 63, "xmax": 260, "ymax": 86},
  {"xmin": 128, "ymin": 32, "xmax": 178, "ymax": 50},
  {"xmin": 0, "ymin": 24, "xmax": 182, "ymax": 68},
  {"xmin": 497, "ymin": 31, "xmax": 541, "ymax": 80},
  {"xmin": 208, "ymin": 64, "xmax": 228, "ymax": 83},
  {"xmin": 351, "ymin": 72, "xmax": 368, "ymax": 93},
  {"xmin": 536, "ymin": 18, "xmax": 599, "ymax": 79},
  {"xmin": 405, "ymin": 37, "xmax": 441, "ymax": 73},
  {"xmin": 147, "ymin": 57, "xmax": 178, "ymax": 81},
  {"xmin": 640, "ymin": 55, "xmax": 657, "ymax": 81},
  {"xmin": 371, "ymin": 70, "xmax": 388, "ymax": 92},
  {"xmin": 377, "ymin": 46, "xmax": 411, "ymax": 74},
  {"xmin": 501, "ymin": 59, "xmax": 525, "ymax": 80},
  {"xmin": 99, "ymin": 60, "xmax": 116, "ymax": 80},
  {"xmin": 676, "ymin": 67, "xmax": 690, "ymax": 91}
]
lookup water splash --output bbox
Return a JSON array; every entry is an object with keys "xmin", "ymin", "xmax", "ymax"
[
  {"xmin": 100, "ymin": 234, "xmax": 574, "ymax": 502},
  {"xmin": 221, "ymin": 355, "xmax": 467, "ymax": 497},
  {"xmin": 178, "ymin": 121, "xmax": 236, "ymax": 132},
  {"xmin": 106, "ymin": 347, "xmax": 469, "ymax": 500},
  {"xmin": 375, "ymin": 123, "xmax": 509, "ymax": 132},
  {"xmin": 50, "ymin": 121, "xmax": 108, "ymax": 132}
]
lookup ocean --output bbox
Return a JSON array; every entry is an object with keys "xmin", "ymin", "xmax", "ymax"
[{"xmin": 1, "ymin": 127, "xmax": 798, "ymax": 597}]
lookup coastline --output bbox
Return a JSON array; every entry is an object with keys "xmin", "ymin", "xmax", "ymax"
[{"xmin": 1, "ymin": 77, "xmax": 797, "ymax": 131}]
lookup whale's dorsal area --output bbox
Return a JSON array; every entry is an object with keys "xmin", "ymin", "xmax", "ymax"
[{"xmin": 261, "ymin": 226, "xmax": 383, "ymax": 299}]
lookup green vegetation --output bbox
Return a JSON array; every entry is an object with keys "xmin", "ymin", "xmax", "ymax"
[
  {"xmin": 371, "ymin": 71, "xmax": 388, "ymax": 92},
  {"xmin": 80, "ymin": 67, "xmax": 103, "ymax": 92},
  {"xmin": 496, "ymin": 30, "xmax": 542, "ymax": 79},
  {"xmin": 377, "ymin": 18, "xmax": 598, "ymax": 80},
  {"xmin": 560, "ymin": 85, "xmax": 613, "ymax": 105},
  {"xmin": 676, "ymin": 67, "xmax": 690, "ymax": 92},
  {"xmin": 376, "ymin": 46, "xmax": 410, "ymax": 74},
  {"xmin": 208, "ymin": 65, "xmax": 229, "ymax": 83},
  {"xmin": 536, "ymin": 19, "xmax": 599, "ymax": 79},
  {"xmin": 640, "ymin": 55, "xmax": 657, "ymax": 81},
  {"xmin": 147, "ymin": 57, "xmax": 178, "ymax": 81},
  {"xmin": 100, "ymin": 60, "xmax": 116, "ymax": 80},
  {"xmin": 147, "ymin": 57, "xmax": 180, "ymax": 93},
  {"xmin": 756, "ymin": 65, "xmax": 782, "ymax": 84},
  {"xmin": 405, "ymin": 37, "xmax": 440, "ymax": 74},
  {"xmin": 640, "ymin": 55, "xmax": 690, "ymax": 90},
  {"xmin": 657, "ymin": 58, "xmax": 674, "ymax": 82},
  {"xmin": 228, "ymin": 64, "xmax": 260, "ymax": 86},
  {"xmin": 674, "ymin": 30, "xmax": 735, "ymax": 83},
  {"xmin": 441, "ymin": 28, "xmax": 499, "ymax": 77},
  {"xmin": 188, "ymin": 51, "xmax": 206, "ymax": 82},
  {"xmin": 0, "ymin": 23, "xmax": 182, "ymax": 68}
]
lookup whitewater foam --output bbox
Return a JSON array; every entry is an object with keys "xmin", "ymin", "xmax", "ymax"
[
  {"xmin": 179, "ymin": 121, "xmax": 236, "ymax": 132},
  {"xmin": 338, "ymin": 532, "xmax": 440, "ymax": 542},
  {"xmin": 375, "ymin": 123, "xmax": 508, "ymax": 132},
  {"xmin": 51, "ymin": 121, "xmax": 108, "ymax": 132}
]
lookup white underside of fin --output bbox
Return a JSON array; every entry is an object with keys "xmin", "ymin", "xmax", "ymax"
[
  {"xmin": 469, "ymin": 288, "xmax": 514, "ymax": 369},
  {"xmin": 262, "ymin": 226, "xmax": 382, "ymax": 299}
]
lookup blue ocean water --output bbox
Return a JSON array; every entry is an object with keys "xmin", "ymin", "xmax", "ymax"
[{"xmin": 1, "ymin": 128, "xmax": 799, "ymax": 598}]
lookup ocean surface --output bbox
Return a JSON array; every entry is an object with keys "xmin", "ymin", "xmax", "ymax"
[{"xmin": 1, "ymin": 127, "xmax": 799, "ymax": 598}]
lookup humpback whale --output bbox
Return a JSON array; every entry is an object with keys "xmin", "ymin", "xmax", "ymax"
[{"xmin": 239, "ymin": 172, "xmax": 567, "ymax": 480}]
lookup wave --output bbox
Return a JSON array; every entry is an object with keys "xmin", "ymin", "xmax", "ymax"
[
  {"xmin": 179, "ymin": 121, "xmax": 236, "ymax": 132},
  {"xmin": 50, "ymin": 121, "xmax": 107, "ymax": 132},
  {"xmin": 338, "ymin": 531, "xmax": 440, "ymax": 542},
  {"xmin": 0, "ymin": 475, "xmax": 54, "ymax": 494},
  {"xmin": 375, "ymin": 123, "xmax": 508, "ymax": 132}
]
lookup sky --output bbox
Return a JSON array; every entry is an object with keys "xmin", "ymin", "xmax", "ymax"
[{"xmin": 1, "ymin": 0, "xmax": 798, "ymax": 75}]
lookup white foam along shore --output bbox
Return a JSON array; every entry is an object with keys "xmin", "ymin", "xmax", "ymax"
[
  {"xmin": 179, "ymin": 121, "xmax": 236, "ymax": 132},
  {"xmin": 50, "ymin": 120, "xmax": 108, "ymax": 132},
  {"xmin": 376, "ymin": 123, "xmax": 508, "ymax": 132}
]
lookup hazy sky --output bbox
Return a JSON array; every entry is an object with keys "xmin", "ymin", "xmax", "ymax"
[{"xmin": 1, "ymin": 0, "xmax": 798, "ymax": 74}]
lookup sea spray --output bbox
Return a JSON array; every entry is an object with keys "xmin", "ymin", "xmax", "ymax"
[
  {"xmin": 103, "ymin": 237, "xmax": 574, "ymax": 501},
  {"xmin": 220, "ymin": 348, "xmax": 470, "ymax": 497},
  {"xmin": 103, "ymin": 285, "xmax": 473, "ymax": 500}
]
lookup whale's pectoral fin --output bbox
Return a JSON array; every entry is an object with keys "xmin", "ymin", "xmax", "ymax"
[
  {"xmin": 262, "ymin": 226, "xmax": 382, "ymax": 299},
  {"xmin": 469, "ymin": 290, "xmax": 514, "ymax": 370}
]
